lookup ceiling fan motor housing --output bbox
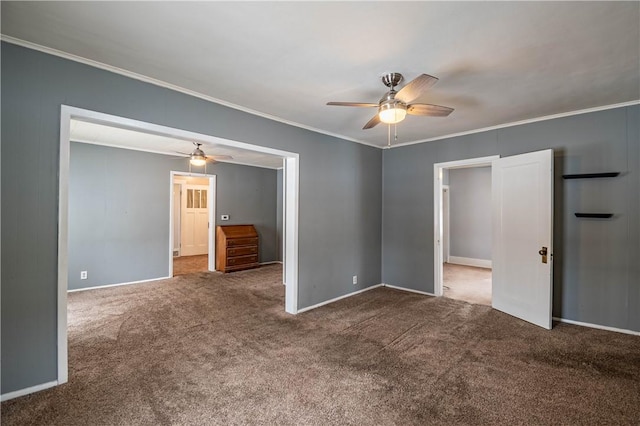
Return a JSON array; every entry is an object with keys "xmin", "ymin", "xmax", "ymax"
[{"xmin": 381, "ymin": 72, "xmax": 403, "ymax": 89}]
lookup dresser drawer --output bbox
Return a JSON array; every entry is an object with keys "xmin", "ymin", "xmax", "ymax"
[
  {"xmin": 227, "ymin": 237, "xmax": 259, "ymax": 247},
  {"xmin": 227, "ymin": 254, "xmax": 258, "ymax": 266},
  {"xmin": 227, "ymin": 246, "xmax": 258, "ymax": 257}
]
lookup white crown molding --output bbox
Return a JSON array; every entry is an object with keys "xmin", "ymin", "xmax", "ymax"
[
  {"xmin": 389, "ymin": 100, "xmax": 640, "ymax": 149},
  {"xmin": 1, "ymin": 35, "xmax": 380, "ymax": 149},
  {"xmin": 3, "ymin": 35, "xmax": 638, "ymax": 151}
]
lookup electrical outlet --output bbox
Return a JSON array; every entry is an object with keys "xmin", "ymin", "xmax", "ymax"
[
  {"xmin": 352, "ymin": 275, "xmax": 358, "ymax": 285},
  {"xmin": 80, "ymin": 271, "xmax": 88, "ymax": 280},
  {"xmin": 221, "ymin": 214, "xmax": 230, "ymax": 221}
]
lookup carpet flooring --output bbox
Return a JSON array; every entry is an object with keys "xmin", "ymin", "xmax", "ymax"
[
  {"xmin": 173, "ymin": 254, "xmax": 209, "ymax": 276},
  {"xmin": 443, "ymin": 263, "xmax": 492, "ymax": 306},
  {"xmin": 2, "ymin": 264, "xmax": 639, "ymax": 425}
]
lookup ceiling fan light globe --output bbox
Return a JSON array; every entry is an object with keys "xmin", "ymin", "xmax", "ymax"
[
  {"xmin": 379, "ymin": 105, "xmax": 407, "ymax": 124},
  {"xmin": 190, "ymin": 155, "xmax": 207, "ymax": 166}
]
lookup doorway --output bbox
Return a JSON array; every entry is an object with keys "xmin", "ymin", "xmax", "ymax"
[
  {"xmin": 58, "ymin": 105, "xmax": 300, "ymax": 386},
  {"xmin": 443, "ymin": 166, "xmax": 493, "ymax": 305},
  {"xmin": 433, "ymin": 156, "xmax": 499, "ymax": 303},
  {"xmin": 171, "ymin": 174, "xmax": 216, "ymax": 276}
]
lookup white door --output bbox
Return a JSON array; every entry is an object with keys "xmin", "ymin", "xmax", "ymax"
[
  {"xmin": 181, "ymin": 184, "xmax": 209, "ymax": 256},
  {"xmin": 492, "ymin": 149, "xmax": 553, "ymax": 329}
]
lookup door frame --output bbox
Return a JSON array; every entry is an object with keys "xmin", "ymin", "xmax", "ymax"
[
  {"xmin": 58, "ymin": 105, "xmax": 300, "ymax": 385},
  {"xmin": 433, "ymin": 155, "xmax": 499, "ymax": 297},
  {"xmin": 442, "ymin": 185, "xmax": 450, "ymax": 264},
  {"xmin": 170, "ymin": 172, "xmax": 216, "ymax": 274},
  {"xmin": 172, "ymin": 183, "xmax": 183, "ymax": 257}
]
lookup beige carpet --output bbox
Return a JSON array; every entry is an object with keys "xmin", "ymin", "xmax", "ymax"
[
  {"xmin": 2, "ymin": 264, "xmax": 639, "ymax": 425},
  {"xmin": 444, "ymin": 262, "xmax": 492, "ymax": 306},
  {"xmin": 173, "ymin": 254, "xmax": 209, "ymax": 276}
]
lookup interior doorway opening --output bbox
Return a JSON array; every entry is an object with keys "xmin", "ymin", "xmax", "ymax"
[
  {"xmin": 171, "ymin": 173, "xmax": 216, "ymax": 276},
  {"xmin": 434, "ymin": 156, "xmax": 499, "ymax": 306},
  {"xmin": 58, "ymin": 105, "xmax": 300, "ymax": 386}
]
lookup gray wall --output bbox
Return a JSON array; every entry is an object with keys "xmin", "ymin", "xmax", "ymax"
[
  {"xmin": 68, "ymin": 142, "xmax": 278, "ymax": 290},
  {"xmin": 448, "ymin": 167, "xmax": 491, "ymax": 260},
  {"xmin": 1, "ymin": 43, "xmax": 382, "ymax": 394},
  {"xmin": 213, "ymin": 160, "xmax": 278, "ymax": 263},
  {"xmin": 383, "ymin": 105, "xmax": 639, "ymax": 333}
]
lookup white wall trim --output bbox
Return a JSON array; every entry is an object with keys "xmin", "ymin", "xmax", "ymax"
[
  {"xmin": 1, "ymin": 380, "xmax": 58, "ymax": 402},
  {"xmin": 390, "ymin": 100, "xmax": 640, "ymax": 148},
  {"xmin": 448, "ymin": 256, "xmax": 492, "ymax": 269},
  {"xmin": 2, "ymin": 35, "xmax": 377, "ymax": 149},
  {"xmin": 296, "ymin": 283, "xmax": 438, "ymax": 314},
  {"xmin": 382, "ymin": 284, "xmax": 436, "ymax": 297},
  {"xmin": 67, "ymin": 276, "xmax": 171, "ymax": 293},
  {"xmin": 5, "ymin": 36, "xmax": 637, "ymax": 152},
  {"xmin": 433, "ymin": 156, "xmax": 499, "ymax": 297},
  {"xmin": 553, "ymin": 317, "xmax": 640, "ymax": 336},
  {"xmin": 260, "ymin": 261, "xmax": 283, "ymax": 265},
  {"xmin": 296, "ymin": 284, "xmax": 384, "ymax": 314}
]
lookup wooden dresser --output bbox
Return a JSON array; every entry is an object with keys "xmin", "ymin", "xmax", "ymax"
[{"xmin": 215, "ymin": 225, "xmax": 260, "ymax": 273}]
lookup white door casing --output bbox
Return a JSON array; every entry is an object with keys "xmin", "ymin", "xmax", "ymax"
[
  {"xmin": 442, "ymin": 185, "xmax": 450, "ymax": 263},
  {"xmin": 180, "ymin": 184, "xmax": 209, "ymax": 256},
  {"xmin": 173, "ymin": 183, "xmax": 181, "ymax": 255},
  {"xmin": 492, "ymin": 149, "xmax": 553, "ymax": 329},
  {"xmin": 433, "ymin": 156, "xmax": 499, "ymax": 297}
]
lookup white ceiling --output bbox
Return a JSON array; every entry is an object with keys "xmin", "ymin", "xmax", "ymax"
[
  {"xmin": 3, "ymin": 2, "xmax": 639, "ymax": 148},
  {"xmin": 70, "ymin": 119, "xmax": 285, "ymax": 169}
]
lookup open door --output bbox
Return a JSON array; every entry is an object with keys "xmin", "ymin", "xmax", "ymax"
[{"xmin": 492, "ymin": 149, "xmax": 553, "ymax": 329}]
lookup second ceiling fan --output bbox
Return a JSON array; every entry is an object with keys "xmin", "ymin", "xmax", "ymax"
[{"xmin": 327, "ymin": 73, "xmax": 454, "ymax": 129}]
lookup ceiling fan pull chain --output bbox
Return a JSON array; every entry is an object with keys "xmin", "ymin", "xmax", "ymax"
[
  {"xmin": 394, "ymin": 123, "xmax": 398, "ymax": 143},
  {"xmin": 388, "ymin": 124, "xmax": 391, "ymax": 148}
]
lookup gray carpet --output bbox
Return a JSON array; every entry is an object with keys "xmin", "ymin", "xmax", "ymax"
[{"xmin": 2, "ymin": 264, "xmax": 639, "ymax": 425}]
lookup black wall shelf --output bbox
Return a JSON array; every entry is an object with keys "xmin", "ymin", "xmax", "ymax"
[
  {"xmin": 574, "ymin": 213, "xmax": 613, "ymax": 219},
  {"xmin": 563, "ymin": 172, "xmax": 620, "ymax": 179}
]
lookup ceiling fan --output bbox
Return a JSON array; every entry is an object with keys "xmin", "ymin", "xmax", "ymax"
[
  {"xmin": 176, "ymin": 142, "xmax": 233, "ymax": 166},
  {"xmin": 327, "ymin": 73, "xmax": 454, "ymax": 129}
]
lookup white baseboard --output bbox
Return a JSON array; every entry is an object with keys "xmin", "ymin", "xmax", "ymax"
[
  {"xmin": 382, "ymin": 284, "xmax": 436, "ymax": 297},
  {"xmin": 448, "ymin": 256, "xmax": 492, "ymax": 269},
  {"xmin": 67, "ymin": 276, "xmax": 170, "ymax": 293},
  {"xmin": 1, "ymin": 380, "xmax": 58, "ymax": 402},
  {"xmin": 297, "ymin": 283, "xmax": 439, "ymax": 314},
  {"xmin": 297, "ymin": 284, "xmax": 384, "ymax": 314},
  {"xmin": 260, "ymin": 261, "xmax": 283, "ymax": 265},
  {"xmin": 553, "ymin": 317, "xmax": 640, "ymax": 336}
]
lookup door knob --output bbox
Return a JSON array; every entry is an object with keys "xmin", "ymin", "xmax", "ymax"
[{"xmin": 539, "ymin": 246, "xmax": 548, "ymax": 264}]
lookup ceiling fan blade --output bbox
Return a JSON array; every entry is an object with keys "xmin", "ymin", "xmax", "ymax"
[
  {"xmin": 208, "ymin": 155, "xmax": 233, "ymax": 160},
  {"xmin": 327, "ymin": 102, "xmax": 378, "ymax": 107},
  {"xmin": 395, "ymin": 74, "xmax": 439, "ymax": 103},
  {"xmin": 363, "ymin": 114, "xmax": 381, "ymax": 129},
  {"xmin": 407, "ymin": 103, "xmax": 454, "ymax": 117}
]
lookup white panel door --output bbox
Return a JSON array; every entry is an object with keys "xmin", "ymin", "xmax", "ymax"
[
  {"xmin": 181, "ymin": 184, "xmax": 209, "ymax": 256},
  {"xmin": 492, "ymin": 149, "xmax": 553, "ymax": 329}
]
